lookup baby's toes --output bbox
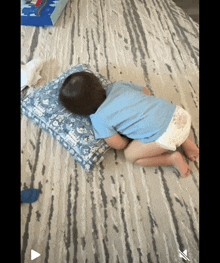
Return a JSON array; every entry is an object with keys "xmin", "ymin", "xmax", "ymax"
[
  {"xmin": 192, "ymin": 154, "xmax": 199, "ymax": 161},
  {"xmin": 190, "ymin": 156, "xmax": 196, "ymax": 162},
  {"xmin": 188, "ymin": 155, "xmax": 197, "ymax": 162},
  {"xmin": 184, "ymin": 166, "xmax": 192, "ymax": 178}
]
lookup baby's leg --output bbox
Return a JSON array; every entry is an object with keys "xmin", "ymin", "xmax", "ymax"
[
  {"xmin": 124, "ymin": 140, "xmax": 167, "ymax": 163},
  {"xmin": 124, "ymin": 140, "xmax": 192, "ymax": 177}
]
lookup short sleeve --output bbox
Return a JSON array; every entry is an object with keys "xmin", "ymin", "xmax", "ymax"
[
  {"xmin": 90, "ymin": 114, "xmax": 117, "ymax": 140},
  {"xmin": 129, "ymin": 82, "xmax": 143, "ymax": 92},
  {"xmin": 117, "ymin": 81, "xmax": 143, "ymax": 92}
]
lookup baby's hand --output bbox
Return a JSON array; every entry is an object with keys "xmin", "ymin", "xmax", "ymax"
[{"xmin": 142, "ymin": 87, "xmax": 150, "ymax": 96}]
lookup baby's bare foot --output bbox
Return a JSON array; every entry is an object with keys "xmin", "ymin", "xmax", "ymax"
[
  {"xmin": 171, "ymin": 152, "xmax": 192, "ymax": 178},
  {"xmin": 187, "ymin": 148, "xmax": 199, "ymax": 162},
  {"xmin": 182, "ymin": 138, "xmax": 199, "ymax": 162}
]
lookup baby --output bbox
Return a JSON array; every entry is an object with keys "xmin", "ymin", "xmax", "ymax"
[{"xmin": 59, "ymin": 72, "xmax": 199, "ymax": 178}]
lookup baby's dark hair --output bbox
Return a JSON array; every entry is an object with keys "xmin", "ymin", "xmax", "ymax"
[{"xmin": 59, "ymin": 72, "xmax": 106, "ymax": 116}]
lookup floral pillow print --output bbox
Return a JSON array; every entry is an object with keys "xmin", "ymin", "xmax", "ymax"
[{"xmin": 21, "ymin": 64, "xmax": 112, "ymax": 172}]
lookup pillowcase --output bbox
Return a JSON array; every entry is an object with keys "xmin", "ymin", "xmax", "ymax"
[{"xmin": 21, "ymin": 64, "xmax": 112, "ymax": 172}]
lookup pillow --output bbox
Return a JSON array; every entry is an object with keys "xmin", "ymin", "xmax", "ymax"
[{"xmin": 21, "ymin": 64, "xmax": 113, "ymax": 172}]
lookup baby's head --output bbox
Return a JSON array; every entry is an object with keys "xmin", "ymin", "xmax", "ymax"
[{"xmin": 59, "ymin": 72, "xmax": 106, "ymax": 116}]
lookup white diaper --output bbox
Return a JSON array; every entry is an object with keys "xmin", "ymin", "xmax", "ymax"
[{"xmin": 155, "ymin": 105, "xmax": 191, "ymax": 151}]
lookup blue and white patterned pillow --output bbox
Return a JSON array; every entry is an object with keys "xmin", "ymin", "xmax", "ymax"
[{"xmin": 21, "ymin": 64, "xmax": 113, "ymax": 172}]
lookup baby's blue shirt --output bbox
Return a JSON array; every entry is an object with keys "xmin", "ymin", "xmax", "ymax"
[{"xmin": 89, "ymin": 81, "xmax": 176, "ymax": 143}]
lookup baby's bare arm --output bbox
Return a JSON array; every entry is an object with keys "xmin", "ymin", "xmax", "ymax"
[{"xmin": 104, "ymin": 133, "xmax": 130, "ymax": 150}]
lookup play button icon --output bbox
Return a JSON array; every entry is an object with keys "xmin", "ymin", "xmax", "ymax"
[{"xmin": 31, "ymin": 249, "xmax": 41, "ymax": 260}]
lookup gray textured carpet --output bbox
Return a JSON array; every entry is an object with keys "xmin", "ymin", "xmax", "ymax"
[{"xmin": 21, "ymin": 0, "xmax": 199, "ymax": 262}]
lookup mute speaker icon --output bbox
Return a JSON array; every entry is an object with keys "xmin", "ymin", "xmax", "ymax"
[{"xmin": 178, "ymin": 249, "xmax": 190, "ymax": 261}]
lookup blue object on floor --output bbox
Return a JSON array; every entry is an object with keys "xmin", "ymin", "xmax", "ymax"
[
  {"xmin": 21, "ymin": 0, "xmax": 69, "ymax": 27},
  {"xmin": 21, "ymin": 189, "xmax": 40, "ymax": 203}
]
